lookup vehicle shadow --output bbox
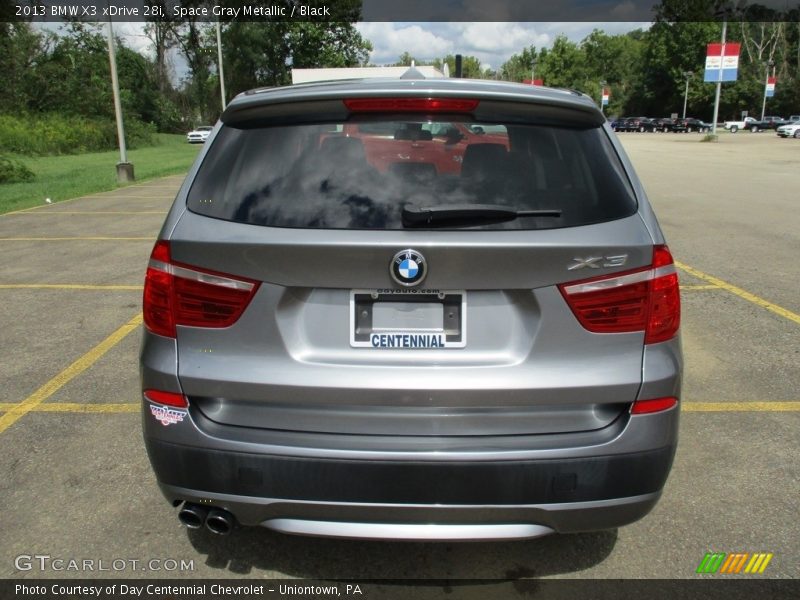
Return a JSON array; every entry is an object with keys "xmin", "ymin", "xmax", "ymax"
[{"xmin": 186, "ymin": 526, "xmax": 617, "ymax": 580}]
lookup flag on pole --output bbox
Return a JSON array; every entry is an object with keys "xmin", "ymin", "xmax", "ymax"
[
  {"xmin": 601, "ymin": 87, "xmax": 610, "ymax": 106},
  {"xmin": 704, "ymin": 42, "xmax": 741, "ymax": 82},
  {"xmin": 766, "ymin": 76, "xmax": 776, "ymax": 98}
]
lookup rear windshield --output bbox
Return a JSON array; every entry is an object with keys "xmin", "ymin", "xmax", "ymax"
[{"xmin": 187, "ymin": 118, "xmax": 636, "ymax": 230}]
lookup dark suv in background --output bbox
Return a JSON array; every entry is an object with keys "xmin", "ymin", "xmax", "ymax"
[{"xmin": 672, "ymin": 118, "xmax": 711, "ymax": 133}]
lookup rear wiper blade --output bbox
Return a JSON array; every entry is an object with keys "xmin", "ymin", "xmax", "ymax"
[{"xmin": 402, "ymin": 204, "xmax": 562, "ymax": 227}]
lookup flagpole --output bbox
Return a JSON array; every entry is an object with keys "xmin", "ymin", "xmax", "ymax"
[
  {"xmin": 760, "ymin": 60, "xmax": 774, "ymax": 121},
  {"xmin": 711, "ymin": 18, "xmax": 726, "ymax": 137}
]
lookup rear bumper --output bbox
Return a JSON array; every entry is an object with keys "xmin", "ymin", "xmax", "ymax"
[
  {"xmin": 146, "ymin": 436, "xmax": 676, "ymax": 536},
  {"xmin": 140, "ymin": 332, "xmax": 681, "ymax": 538}
]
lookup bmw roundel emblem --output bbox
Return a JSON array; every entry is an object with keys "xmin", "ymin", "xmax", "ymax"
[{"xmin": 390, "ymin": 249, "xmax": 427, "ymax": 287}]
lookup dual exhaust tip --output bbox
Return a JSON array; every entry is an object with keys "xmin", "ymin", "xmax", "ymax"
[{"xmin": 178, "ymin": 503, "xmax": 235, "ymax": 535}]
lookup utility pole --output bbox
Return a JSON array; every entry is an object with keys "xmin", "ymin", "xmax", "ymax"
[
  {"xmin": 216, "ymin": 19, "xmax": 227, "ymax": 111},
  {"xmin": 710, "ymin": 18, "xmax": 727, "ymax": 137},
  {"xmin": 760, "ymin": 59, "xmax": 774, "ymax": 121},
  {"xmin": 682, "ymin": 71, "xmax": 692, "ymax": 119},
  {"xmin": 106, "ymin": 17, "xmax": 134, "ymax": 182}
]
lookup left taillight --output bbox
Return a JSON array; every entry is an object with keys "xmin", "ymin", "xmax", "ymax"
[
  {"xmin": 143, "ymin": 240, "xmax": 259, "ymax": 338},
  {"xmin": 558, "ymin": 245, "xmax": 680, "ymax": 344}
]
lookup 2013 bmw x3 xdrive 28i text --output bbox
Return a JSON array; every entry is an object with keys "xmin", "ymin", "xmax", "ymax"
[{"xmin": 140, "ymin": 73, "xmax": 681, "ymax": 541}]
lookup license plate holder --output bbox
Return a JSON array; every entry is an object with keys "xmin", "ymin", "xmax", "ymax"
[{"xmin": 350, "ymin": 290, "xmax": 466, "ymax": 348}]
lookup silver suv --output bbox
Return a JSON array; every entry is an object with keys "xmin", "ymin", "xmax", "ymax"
[{"xmin": 141, "ymin": 74, "xmax": 682, "ymax": 540}]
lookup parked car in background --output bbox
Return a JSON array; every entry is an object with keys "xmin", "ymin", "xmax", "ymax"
[
  {"xmin": 611, "ymin": 117, "xmax": 629, "ymax": 132},
  {"xmin": 776, "ymin": 120, "xmax": 800, "ymax": 138},
  {"xmin": 187, "ymin": 125, "xmax": 213, "ymax": 143},
  {"xmin": 651, "ymin": 117, "xmax": 675, "ymax": 133},
  {"xmin": 759, "ymin": 116, "xmax": 787, "ymax": 130},
  {"xmin": 788, "ymin": 115, "xmax": 800, "ymax": 123},
  {"xmin": 672, "ymin": 118, "xmax": 711, "ymax": 133},
  {"xmin": 724, "ymin": 117, "xmax": 758, "ymax": 133},
  {"xmin": 725, "ymin": 116, "xmax": 785, "ymax": 133},
  {"xmin": 141, "ymin": 74, "xmax": 682, "ymax": 541},
  {"xmin": 625, "ymin": 117, "xmax": 658, "ymax": 132}
]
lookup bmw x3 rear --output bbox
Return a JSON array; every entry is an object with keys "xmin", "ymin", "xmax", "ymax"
[{"xmin": 140, "ymin": 75, "xmax": 682, "ymax": 541}]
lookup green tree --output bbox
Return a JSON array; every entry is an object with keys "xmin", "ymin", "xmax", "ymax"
[
  {"xmin": 220, "ymin": 21, "xmax": 370, "ymax": 98},
  {"xmin": 629, "ymin": 21, "xmax": 721, "ymax": 118},
  {"xmin": 537, "ymin": 35, "xmax": 587, "ymax": 89},
  {"xmin": 499, "ymin": 46, "xmax": 539, "ymax": 82},
  {"xmin": 437, "ymin": 54, "xmax": 484, "ymax": 79},
  {"xmin": 0, "ymin": 23, "xmax": 51, "ymax": 111}
]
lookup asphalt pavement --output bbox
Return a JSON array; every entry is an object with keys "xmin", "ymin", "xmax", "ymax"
[{"xmin": 0, "ymin": 134, "xmax": 797, "ymax": 589}]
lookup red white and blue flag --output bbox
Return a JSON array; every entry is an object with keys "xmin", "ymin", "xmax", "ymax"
[
  {"xmin": 601, "ymin": 87, "xmax": 610, "ymax": 106},
  {"xmin": 766, "ymin": 76, "xmax": 776, "ymax": 98},
  {"xmin": 704, "ymin": 42, "xmax": 741, "ymax": 82}
]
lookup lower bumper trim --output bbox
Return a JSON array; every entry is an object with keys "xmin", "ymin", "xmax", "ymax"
[
  {"xmin": 264, "ymin": 519, "xmax": 555, "ymax": 541},
  {"xmin": 146, "ymin": 439, "xmax": 675, "ymax": 505}
]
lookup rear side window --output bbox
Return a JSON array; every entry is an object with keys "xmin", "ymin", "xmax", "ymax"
[{"xmin": 187, "ymin": 118, "xmax": 636, "ymax": 230}]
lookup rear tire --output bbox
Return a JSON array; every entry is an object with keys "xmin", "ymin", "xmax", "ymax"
[
  {"xmin": 794, "ymin": 131, "xmax": 800, "ymax": 139},
  {"xmin": 730, "ymin": 125, "xmax": 738, "ymax": 133},
  {"xmin": 639, "ymin": 126, "xmax": 645, "ymax": 133},
  {"xmin": 750, "ymin": 125, "xmax": 759, "ymax": 133},
  {"xmin": 687, "ymin": 126, "xmax": 693, "ymax": 133}
]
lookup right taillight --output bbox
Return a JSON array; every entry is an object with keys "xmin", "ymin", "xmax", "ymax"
[
  {"xmin": 559, "ymin": 245, "xmax": 680, "ymax": 344},
  {"xmin": 143, "ymin": 240, "xmax": 259, "ymax": 338},
  {"xmin": 631, "ymin": 396, "xmax": 678, "ymax": 414}
]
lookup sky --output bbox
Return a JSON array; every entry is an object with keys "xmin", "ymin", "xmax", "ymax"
[
  {"xmin": 94, "ymin": 21, "xmax": 650, "ymax": 79},
  {"xmin": 353, "ymin": 22, "xmax": 650, "ymax": 72}
]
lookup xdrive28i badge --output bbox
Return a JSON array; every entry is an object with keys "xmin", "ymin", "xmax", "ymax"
[{"xmin": 390, "ymin": 249, "xmax": 427, "ymax": 287}]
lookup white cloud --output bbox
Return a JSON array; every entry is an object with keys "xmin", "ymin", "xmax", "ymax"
[
  {"xmin": 357, "ymin": 22, "xmax": 647, "ymax": 71},
  {"xmin": 113, "ymin": 23, "xmax": 152, "ymax": 56},
  {"xmin": 356, "ymin": 22, "xmax": 454, "ymax": 65},
  {"xmin": 458, "ymin": 23, "xmax": 540, "ymax": 53}
]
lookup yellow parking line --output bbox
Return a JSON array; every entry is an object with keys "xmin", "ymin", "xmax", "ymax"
[
  {"xmin": 0, "ymin": 284, "xmax": 142, "ymax": 290},
  {"xmin": 0, "ymin": 313, "xmax": 143, "ymax": 434},
  {"xmin": 2, "ymin": 204, "xmax": 56, "ymax": 215},
  {"xmin": 0, "ymin": 237, "xmax": 154, "ymax": 241},
  {"xmin": 676, "ymin": 261, "xmax": 800, "ymax": 326},
  {"xmin": 84, "ymin": 195, "xmax": 175, "ymax": 200},
  {"xmin": 0, "ymin": 403, "xmax": 139, "ymax": 413},
  {"xmin": 2, "ymin": 211, "xmax": 168, "ymax": 215},
  {"xmin": 680, "ymin": 285, "xmax": 721, "ymax": 290},
  {"xmin": 1, "ymin": 199, "xmax": 168, "ymax": 216},
  {"xmin": 682, "ymin": 402, "xmax": 800, "ymax": 412}
]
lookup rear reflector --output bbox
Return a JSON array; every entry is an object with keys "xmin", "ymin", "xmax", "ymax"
[
  {"xmin": 559, "ymin": 245, "xmax": 680, "ymax": 344},
  {"xmin": 631, "ymin": 397, "xmax": 678, "ymax": 414},
  {"xmin": 143, "ymin": 240, "xmax": 259, "ymax": 338},
  {"xmin": 343, "ymin": 98, "xmax": 479, "ymax": 113},
  {"xmin": 144, "ymin": 389, "xmax": 188, "ymax": 408}
]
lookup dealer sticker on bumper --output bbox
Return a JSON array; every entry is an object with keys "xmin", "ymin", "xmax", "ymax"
[{"xmin": 149, "ymin": 403, "xmax": 186, "ymax": 426}]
